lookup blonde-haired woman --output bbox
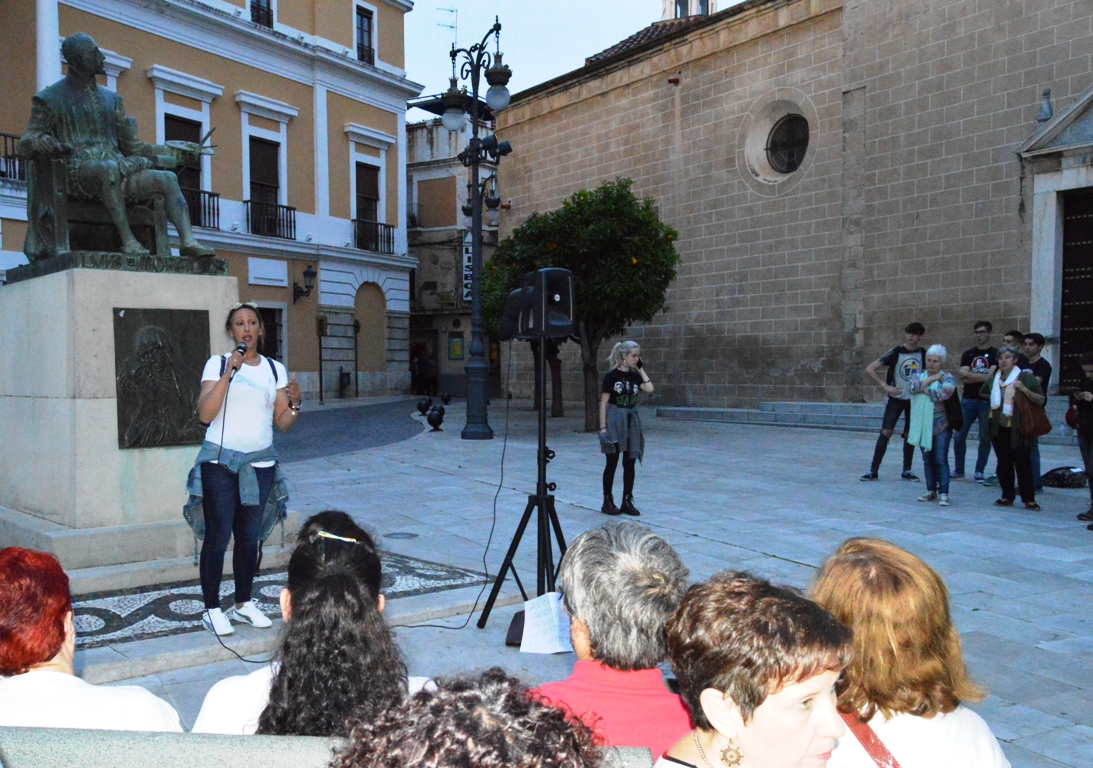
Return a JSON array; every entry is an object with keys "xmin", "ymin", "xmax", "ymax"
[
  {"xmin": 811, "ymin": 538, "xmax": 1009, "ymax": 768},
  {"xmin": 599, "ymin": 341, "xmax": 653, "ymax": 516}
]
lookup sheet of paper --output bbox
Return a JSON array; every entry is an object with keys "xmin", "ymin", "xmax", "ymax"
[{"xmin": 519, "ymin": 592, "xmax": 573, "ymax": 654}]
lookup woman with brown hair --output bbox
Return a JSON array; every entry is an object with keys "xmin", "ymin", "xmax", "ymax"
[
  {"xmin": 661, "ymin": 571, "xmax": 852, "ymax": 768},
  {"xmin": 811, "ymin": 538, "xmax": 1008, "ymax": 768}
]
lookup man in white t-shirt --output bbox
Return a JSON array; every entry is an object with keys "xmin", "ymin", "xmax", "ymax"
[{"xmin": 0, "ymin": 547, "xmax": 182, "ymax": 732}]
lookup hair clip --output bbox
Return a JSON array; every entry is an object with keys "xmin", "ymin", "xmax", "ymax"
[{"xmin": 316, "ymin": 530, "xmax": 359, "ymax": 544}]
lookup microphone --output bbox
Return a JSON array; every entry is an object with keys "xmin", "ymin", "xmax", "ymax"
[{"xmin": 229, "ymin": 342, "xmax": 248, "ymax": 380}]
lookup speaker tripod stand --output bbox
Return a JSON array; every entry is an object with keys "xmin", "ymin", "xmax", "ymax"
[{"xmin": 476, "ymin": 336, "xmax": 567, "ymax": 631}]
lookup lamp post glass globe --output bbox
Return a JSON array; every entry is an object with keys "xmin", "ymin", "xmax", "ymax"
[
  {"xmin": 442, "ymin": 107, "xmax": 465, "ymax": 132},
  {"xmin": 486, "ymin": 84, "xmax": 510, "ymax": 112}
]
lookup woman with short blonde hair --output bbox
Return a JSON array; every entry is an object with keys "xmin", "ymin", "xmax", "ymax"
[{"xmin": 811, "ymin": 538, "xmax": 1009, "ymax": 767}]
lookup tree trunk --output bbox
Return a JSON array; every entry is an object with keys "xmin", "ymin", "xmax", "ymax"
[
  {"xmin": 578, "ymin": 320, "xmax": 602, "ymax": 432},
  {"xmin": 546, "ymin": 339, "xmax": 564, "ymax": 417}
]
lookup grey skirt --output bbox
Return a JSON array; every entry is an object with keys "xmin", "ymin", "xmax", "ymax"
[{"xmin": 600, "ymin": 405, "xmax": 644, "ymax": 462}]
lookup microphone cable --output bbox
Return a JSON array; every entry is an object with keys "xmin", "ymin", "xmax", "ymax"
[
  {"xmin": 205, "ymin": 343, "xmax": 277, "ymax": 664},
  {"xmin": 404, "ymin": 339, "xmax": 516, "ymax": 631}
]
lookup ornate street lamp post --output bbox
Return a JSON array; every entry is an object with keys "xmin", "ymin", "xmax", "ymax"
[{"xmin": 441, "ymin": 17, "xmax": 512, "ymax": 440}]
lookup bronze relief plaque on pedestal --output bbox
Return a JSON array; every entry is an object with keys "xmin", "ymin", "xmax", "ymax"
[{"xmin": 113, "ymin": 308, "xmax": 210, "ymax": 449}]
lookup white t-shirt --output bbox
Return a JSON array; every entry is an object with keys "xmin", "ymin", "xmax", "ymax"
[
  {"xmin": 828, "ymin": 707, "xmax": 1010, "ymax": 768},
  {"xmin": 202, "ymin": 354, "xmax": 287, "ymax": 467},
  {"xmin": 0, "ymin": 670, "xmax": 182, "ymax": 732},
  {"xmin": 192, "ymin": 663, "xmax": 431, "ymax": 735}
]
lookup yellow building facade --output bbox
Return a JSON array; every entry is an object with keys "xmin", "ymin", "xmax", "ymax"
[{"xmin": 0, "ymin": 0, "xmax": 422, "ymax": 398}]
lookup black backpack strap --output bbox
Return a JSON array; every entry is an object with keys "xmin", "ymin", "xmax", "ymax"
[
  {"xmin": 267, "ymin": 356, "xmax": 278, "ymax": 383},
  {"xmin": 219, "ymin": 355, "xmax": 227, "ymax": 377}
]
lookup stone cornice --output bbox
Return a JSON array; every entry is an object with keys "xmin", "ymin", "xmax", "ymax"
[
  {"xmin": 178, "ymin": 228, "xmax": 416, "ymax": 269},
  {"xmin": 60, "ymin": 0, "xmax": 423, "ymax": 114},
  {"xmin": 344, "ymin": 123, "xmax": 397, "ymax": 149},
  {"xmin": 235, "ymin": 90, "xmax": 299, "ymax": 123},
  {"xmin": 146, "ymin": 65, "xmax": 224, "ymax": 103}
]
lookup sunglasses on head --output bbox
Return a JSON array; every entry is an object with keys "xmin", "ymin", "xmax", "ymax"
[{"xmin": 229, "ymin": 302, "xmax": 259, "ymax": 311}]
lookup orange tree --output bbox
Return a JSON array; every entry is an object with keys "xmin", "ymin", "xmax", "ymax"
[{"xmin": 483, "ymin": 178, "xmax": 680, "ymax": 431}]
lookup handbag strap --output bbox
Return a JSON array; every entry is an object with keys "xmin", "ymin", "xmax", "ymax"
[{"xmin": 839, "ymin": 711, "xmax": 903, "ymax": 768}]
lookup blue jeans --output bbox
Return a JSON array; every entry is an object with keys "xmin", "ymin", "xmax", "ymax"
[
  {"xmin": 199, "ymin": 461, "xmax": 274, "ymax": 609},
  {"xmin": 921, "ymin": 428, "xmax": 952, "ymax": 494},
  {"xmin": 952, "ymin": 398, "xmax": 991, "ymax": 475}
]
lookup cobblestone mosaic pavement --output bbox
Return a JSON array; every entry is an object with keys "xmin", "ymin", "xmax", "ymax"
[{"xmin": 74, "ymin": 553, "xmax": 483, "ymax": 649}]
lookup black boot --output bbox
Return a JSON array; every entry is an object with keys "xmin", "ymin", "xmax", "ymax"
[
  {"xmin": 601, "ymin": 494, "xmax": 622, "ymax": 516},
  {"xmin": 620, "ymin": 494, "xmax": 641, "ymax": 517}
]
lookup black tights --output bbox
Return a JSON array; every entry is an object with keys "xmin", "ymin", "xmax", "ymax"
[
  {"xmin": 603, "ymin": 451, "xmax": 636, "ymax": 498},
  {"xmin": 870, "ymin": 433, "xmax": 915, "ymax": 474}
]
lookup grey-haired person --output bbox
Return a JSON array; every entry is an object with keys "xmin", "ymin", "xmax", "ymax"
[
  {"xmin": 599, "ymin": 341, "xmax": 654, "ymax": 516},
  {"xmin": 532, "ymin": 521, "xmax": 692, "ymax": 757}
]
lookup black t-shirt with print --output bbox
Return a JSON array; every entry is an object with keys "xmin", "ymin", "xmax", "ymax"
[
  {"xmin": 602, "ymin": 368, "xmax": 644, "ymax": 408},
  {"xmin": 960, "ymin": 346, "xmax": 997, "ymax": 400},
  {"xmin": 1028, "ymin": 358, "xmax": 1052, "ymax": 390}
]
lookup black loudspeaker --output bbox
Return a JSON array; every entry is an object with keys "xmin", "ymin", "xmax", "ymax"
[{"xmin": 498, "ymin": 268, "xmax": 574, "ymax": 340}]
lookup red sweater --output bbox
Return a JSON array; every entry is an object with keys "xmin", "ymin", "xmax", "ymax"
[{"xmin": 532, "ymin": 660, "xmax": 692, "ymax": 757}]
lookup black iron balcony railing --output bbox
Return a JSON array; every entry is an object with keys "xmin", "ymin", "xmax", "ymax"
[
  {"xmin": 357, "ymin": 42, "xmax": 375, "ymax": 66},
  {"xmin": 246, "ymin": 200, "xmax": 296, "ymax": 240},
  {"xmin": 1, "ymin": 132, "xmax": 26, "ymax": 182},
  {"xmin": 180, "ymin": 188, "xmax": 220, "ymax": 230},
  {"xmin": 354, "ymin": 219, "xmax": 395, "ymax": 254},
  {"xmin": 250, "ymin": 0, "xmax": 273, "ymax": 28},
  {"xmin": 406, "ymin": 204, "xmax": 420, "ymax": 228}
]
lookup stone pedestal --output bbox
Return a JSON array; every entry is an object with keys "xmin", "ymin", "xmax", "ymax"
[{"xmin": 0, "ymin": 268, "xmax": 294, "ymax": 592}]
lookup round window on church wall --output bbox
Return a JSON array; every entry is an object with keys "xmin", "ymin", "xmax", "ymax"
[{"xmin": 765, "ymin": 114, "xmax": 809, "ymax": 174}]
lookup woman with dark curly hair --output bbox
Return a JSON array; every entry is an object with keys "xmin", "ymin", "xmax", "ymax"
[
  {"xmin": 811, "ymin": 538, "xmax": 1008, "ymax": 767},
  {"xmin": 192, "ymin": 511, "xmax": 425, "ymax": 735},
  {"xmin": 333, "ymin": 668, "xmax": 602, "ymax": 768}
]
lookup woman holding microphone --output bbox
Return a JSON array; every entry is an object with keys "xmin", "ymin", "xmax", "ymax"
[
  {"xmin": 190, "ymin": 302, "xmax": 301, "ymax": 636},
  {"xmin": 599, "ymin": 341, "xmax": 654, "ymax": 517}
]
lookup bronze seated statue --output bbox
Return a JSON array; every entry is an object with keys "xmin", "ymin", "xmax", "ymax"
[{"xmin": 18, "ymin": 33, "xmax": 215, "ymax": 262}]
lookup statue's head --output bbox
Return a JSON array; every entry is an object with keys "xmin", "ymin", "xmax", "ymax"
[{"xmin": 62, "ymin": 34, "xmax": 106, "ymax": 78}]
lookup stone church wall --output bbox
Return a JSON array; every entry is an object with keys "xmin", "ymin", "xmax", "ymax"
[{"xmin": 496, "ymin": 0, "xmax": 1092, "ymax": 407}]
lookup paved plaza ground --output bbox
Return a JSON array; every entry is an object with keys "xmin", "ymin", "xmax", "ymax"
[{"xmin": 108, "ymin": 398, "xmax": 1092, "ymax": 767}]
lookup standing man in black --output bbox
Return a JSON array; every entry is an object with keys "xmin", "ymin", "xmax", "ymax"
[
  {"xmin": 1024, "ymin": 333, "xmax": 1053, "ymax": 492},
  {"xmin": 861, "ymin": 322, "xmax": 927, "ymax": 481},
  {"xmin": 952, "ymin": 321, "xmax": 997, "ymax": 483}
]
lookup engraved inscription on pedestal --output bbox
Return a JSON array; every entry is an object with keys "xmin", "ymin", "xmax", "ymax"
[{"xmin": 113, "ymin": 308, "xmax": 210, "ymax": 449}]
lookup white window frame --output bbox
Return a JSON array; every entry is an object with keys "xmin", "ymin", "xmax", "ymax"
[
  {"xmin": 353, "ymin": 1, "xmax": 379, "ymax": 64},
  {"xmin": 147, "ymin": 66, "xmax": 223, "ymax": 190},
  {"xmin": 344, "ymin": 123, "xmax": 394, "ymax": 223},
  {"xmin": 236, "ymin": 91, "xmax": 298, "ymax": 207}
]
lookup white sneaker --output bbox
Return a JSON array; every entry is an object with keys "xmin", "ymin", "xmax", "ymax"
[
  {"xmin": 225, "ymin": 600, "xmax": 273, "ymax": 628},
  {"xmin": 938, "ymin": 493, "xmax": 950, "ymax": 507},
  {"xmin": 202, "ymin": 607, "xmax": 234, "ymax": 636},
  {"xmin": 917, "ymin": 491, "xmax": 938, "ymax": 502}
]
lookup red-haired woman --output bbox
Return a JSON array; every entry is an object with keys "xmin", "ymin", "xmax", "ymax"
[
  {"xmin": 811, "ymin": 538, "xmax": 1008, "ymax": 767},
  {"xmin": 0, "ymin": 547, "xmax": 181, "ymax": 730}
]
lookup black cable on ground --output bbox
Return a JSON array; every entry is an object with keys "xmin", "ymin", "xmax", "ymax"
[{"xmin": 404, "ymin": 341, "xmax": 516, "ymax": 631}]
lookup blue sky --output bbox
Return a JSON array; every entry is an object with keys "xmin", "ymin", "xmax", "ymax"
[{"xmin": 404, "ymin": 1, "xmax": 664, "ymax": 120}]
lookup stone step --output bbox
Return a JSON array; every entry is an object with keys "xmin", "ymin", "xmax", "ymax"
[{"xmin": 656, "ymin": 401, "xmax": 1080, "ymax": 447}]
